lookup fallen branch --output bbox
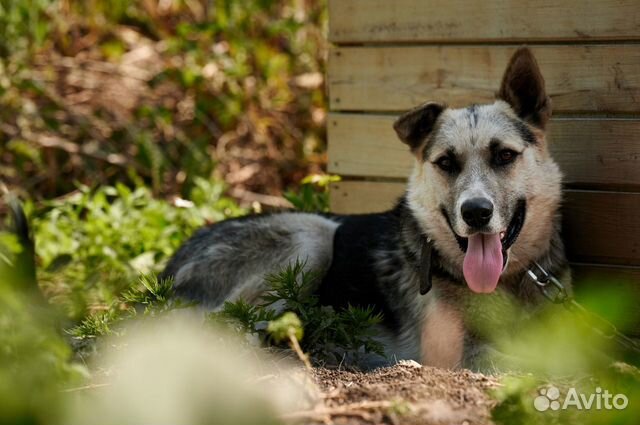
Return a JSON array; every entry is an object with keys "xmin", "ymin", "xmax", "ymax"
[
  {"xmin": 228, "ymin": 187, "xmax": 294, "ymax": 209},
  {"xmin": 31, "ymin": 134, "xmax": 134, "ymax": 168}
]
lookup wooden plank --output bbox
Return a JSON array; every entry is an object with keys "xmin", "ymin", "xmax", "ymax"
[
  {"xmin": 550, "ymin": 119, "xmax": 640, "ymax": 190},
  {"xmin": 328, "ymin": 114, "xmax": 640, "ymax": 190},
  {"xmin": 573, "ymin": 264, "xmax": 640, "ymax": 287},
  {"xmin": 330, "ymin": 180, "xmax": 405, "ymax": 215},
  {"xmin": 330, "ymin": 181, "xmax": 401, "ymax": 214},
  {"xmin": 327, "ymin": 114, "xmax": 412, "ymax": 178},
  {"xmin": 329, "ymin": 45, "xmax": 640, "ymax": 113},
  {"xmin": 329, "ymin": 0, "xmax": 640, "ymax": 43},
  {"xmin": 562, "ymin": 191, "xmax": 640, "ymax": 266},
  {"xmin": 330, "ymin": 182, "xmax": 640, "ymax": 266}
]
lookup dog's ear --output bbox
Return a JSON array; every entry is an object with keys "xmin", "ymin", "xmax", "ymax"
[
  {"xmin": 497, "ymin": 48, "xmax": 551, "ymax": 128},
  {"xmin": 393, "ymin": 102, "xmax": 445, "ymax": 151}
]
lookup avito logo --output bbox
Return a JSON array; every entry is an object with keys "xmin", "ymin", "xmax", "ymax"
[{"xmin": 534, "ymin": 386, "xmax": 628, "ymax": 412}]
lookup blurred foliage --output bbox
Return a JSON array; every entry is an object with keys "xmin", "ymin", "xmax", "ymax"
[
  {"xmin": 1, "ymin": 0, "xmax": 328, "ymax": 204},
  {"xmin": 0, "ymin": 176, "xmax": 242, "ymax": 423},
  {"xmin": 491, "ymin": 362, "xmax": 640, "ymax": 425},
  {"xmin": 0, "ymin": 263, "xmax": 86, "ymax": 425},
  {"xmin": 284, "ymin": 173, "xmax": 339, "ymax": 212},
  {"xmin": 479, "ymin": 286, "xmax": 640, "ymax": 425}
]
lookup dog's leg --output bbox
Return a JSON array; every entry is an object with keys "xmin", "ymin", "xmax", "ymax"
[{"xmin": 420, "ymin": 298, "xmax": 465, "ymax": 369}]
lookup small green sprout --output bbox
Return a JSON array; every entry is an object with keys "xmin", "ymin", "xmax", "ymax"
[
  {"xmin": 268, "ymin": 312, "xmax": 310, "ymax": 370},
  {"xmin": 268, "ymin": 312, "xmax": 304, "ymax": 343}
]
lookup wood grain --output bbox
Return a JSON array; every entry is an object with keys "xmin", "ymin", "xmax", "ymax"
[
  {"xmin": 327, "ymin": 114, "xmax": 411, "ymax": 178},
  {"xmin": 330, "ymin": 182, "xmax": 640, "ymax": 266},
  {"xmin": 328, "ymin": 114, "xmax": 640, "ymax": 190},
  {"xmin": 328, "ymin": 45, "xmax": 640, "ymax": 113},
  {"xmin": 573, "ymin": 264, "xmax": 640, "ymax": 287},
  {"xmin": 329, "ymin": 0, "xmax": 640, "ymax": 43},
  {"xmin": 562, "ymin": 191, "xmax": 640, "ymax": 266},
  {"xmin": 330, "ymin": 180, "xmax": 406, "ymax": 215}
]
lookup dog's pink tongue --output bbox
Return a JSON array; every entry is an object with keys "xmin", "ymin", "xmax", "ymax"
[{"xmin": 463, "ymin": 233, "xmax": 503, "ymax": 293}]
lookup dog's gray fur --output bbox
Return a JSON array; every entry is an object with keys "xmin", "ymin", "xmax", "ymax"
[{"xmin": 163, "ymin": 213, "xmax": 339, "ymax": 308}]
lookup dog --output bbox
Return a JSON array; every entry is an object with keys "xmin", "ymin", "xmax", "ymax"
[{"xmin": 161, "ymin": 48, "xmax": 571, "ymax": 371}]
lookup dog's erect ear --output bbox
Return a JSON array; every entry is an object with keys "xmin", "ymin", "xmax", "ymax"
[
  {"xmin": 497, "ymin": 48, "xmax": 551, "ymax": 128},
  {"xmin": 393, "ymin": 102, "xmax": 445, "ymax": 151}
]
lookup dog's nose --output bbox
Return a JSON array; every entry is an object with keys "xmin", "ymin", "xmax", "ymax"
[{"xmin": 461, "ymin": 198, "xmax": 494, "ymax": 228}]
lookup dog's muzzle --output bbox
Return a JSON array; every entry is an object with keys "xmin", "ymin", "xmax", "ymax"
[
  {"xmin": 443, "ymin": 199, "xmax": 526, "ymax": 258},
  {"xmin": 441, "ymin": 200, "xmax": 527, "ymax": 293}
]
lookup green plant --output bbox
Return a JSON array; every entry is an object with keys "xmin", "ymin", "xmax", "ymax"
[
  {"xmin": 284, "ymin": 173, "xmax": 340, "ymax": 212},
  {"xmin": 213, "ymin": 259, "xmax": 385, "ymax": 364},
  {"xmin": 0, "ymin": 0, "xmax": 53, "ymax": 59},
  {"xmin": 215, "ymin": 299, "xmax": 278, "ymax": 335},
  {"xmin": 267, "ymin": 311, "xmax": 312, "ymax": 369},
  {"xmin": 0, "ymin": 231, "xmax": 22, "ymax": 272},
  {"xmin": 68, "ymin": 273, "xmax": 187, "ymax": 340},
  {"xmin": 487, "ymin": 286, "xmax": 640, "ymax": 425},
  {"xmin": 0, "ymin": 264, "xmax": 86, "ymax": 425},
  {"xmin": 122, "ymin": 273, "xmax": 176, "ymax": 311},
  {"xmin": 33, "ymin": 180, "xmax": 242, "ymax": 322},
  {"xmin": 32, "ymin": 177, "xmax": 242, "ymax": 338}
]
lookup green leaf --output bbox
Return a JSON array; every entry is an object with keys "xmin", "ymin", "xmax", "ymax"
[{"xmin": 268, "ymin": 311, "xmax": 303, "ymax": 343}]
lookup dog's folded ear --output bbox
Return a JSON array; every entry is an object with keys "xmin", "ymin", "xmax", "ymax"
[
  {"xmin": 393, "ymin": 102, "xmax": 445, "ymax": 151},
  {"xmin": 497, "ymin": 47, "xmax": 551, "ymax": 129}
]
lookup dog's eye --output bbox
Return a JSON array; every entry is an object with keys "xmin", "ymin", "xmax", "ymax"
[
  {"xmin": 435, "ymin": 156, "xmax": 455, "ymax": 173},
  {"xmin": 495, "ymin": 149, "xmax": 518, "ymax": 166}
]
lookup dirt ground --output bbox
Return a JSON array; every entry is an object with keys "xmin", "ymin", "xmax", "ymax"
[{"xmin": 287, "ymin": 362, "xmax": 500, "ymax": 425}]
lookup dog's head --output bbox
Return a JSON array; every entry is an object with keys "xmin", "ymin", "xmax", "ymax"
[{"xmin": 394, "ymin": 48, "xmax": 562, "ymax": 294}]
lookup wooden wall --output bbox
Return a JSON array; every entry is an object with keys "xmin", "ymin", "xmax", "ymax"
[{"xmin": 326, "ymin": 0, "xmax": 640, "ymax": 333}]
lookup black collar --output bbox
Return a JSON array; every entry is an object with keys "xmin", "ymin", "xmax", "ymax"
[
  {"xmin": 415, "ymin": 235, "xmax": 464, "ymax": 295},
  {"xmin": 417, "ymin": 236, "xmax": 434, "ymax": 295},
  {"xmin": 394, "ymin": 196, "xmax": 458, "ymax": 296}
]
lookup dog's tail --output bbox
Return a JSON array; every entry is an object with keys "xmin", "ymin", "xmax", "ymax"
[{"xmin": 1, "ymin": 186, "xmax": 38, "ymax": 292}]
